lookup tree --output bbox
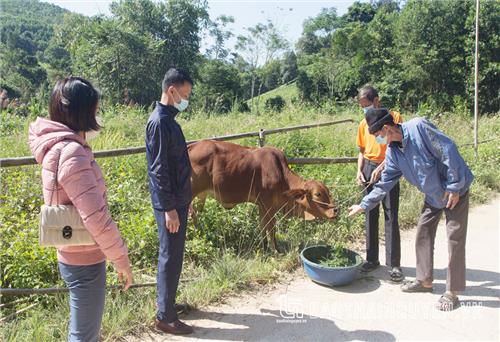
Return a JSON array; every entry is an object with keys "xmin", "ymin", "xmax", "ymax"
[
  {"xmin": 111, "ymin": 0, "xmax": 209, "ymax": 78},
  {"xmin": 303, "ymin": 7, "xmax": 340, "ymax": 36},
  {"xmin": 394, "ymin": 0, "xmax": 471, "ymax": 109},
  {"xmin": 0, "ymin": 26, "xmax": 48, "ymax": 99},
  {"xmin": 297, "ymin": 7, "xmax": 341, "ymax": 54},
  {"xmin": 193, "ymin": 58, "xmax": 242, "ymax": 114},
  {"xmin": 0, "ymin": 0, "xmax": 68, "ymax": 100},
  {"xmin": 235, "ymin": 21, "xmax": 288, "ymax": 113},
  {"xmin": 362, "ymin": 1, "xmax": 400, "ymax": 106},
  {"xmin": 344, "ymin": 1, "xmax": 376, "ymax": 24},
  {"xmin": 296, "ymin": 70, "xmax": 312, "ymax": 101},
  {"xmin": 206, "ymin": 15, "xmax": 234, "ymax": 60},
  {"xmin": 261, "ymin": 60, "xmax": 281, "ymax": 91},
  {"xmin": 280, "ymin": 51, "xmax": 298, "ymax": 84},
  {"xmin": 294, "ymin": 0, "xmax": 500, "ymax": 114},
  {"xmin": 51, "ymin": 0, "xmax": 209, "ymax": 105}
]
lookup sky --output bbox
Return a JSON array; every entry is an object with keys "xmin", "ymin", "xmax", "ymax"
[{"xmin": 43, "ymin": 0, "xmax": 362, "ymax": 51}]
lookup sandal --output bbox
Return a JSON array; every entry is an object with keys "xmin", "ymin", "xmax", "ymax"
[
  {"xmin": 436, "ymin": 294, "xmax": 460, "ymax": 311},
  {"xmin": 389, "ymin": 267, "xmax": 404, "ymax": 283},
  {"xmin": 361, "ymin": 261, "xmax": 380, "ymax": 273},
  {"xmin": 401, "ymin": 279, "xmax": 433, "ymax": 293}
]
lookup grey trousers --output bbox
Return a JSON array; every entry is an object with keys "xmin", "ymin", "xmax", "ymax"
[
  {"xmin": 58, "ymin": 261, "xmax": 106, "ymax": 342},
  {"xmin": 415, "ymin": 191, "xmax": 469, "ymax": 292}
]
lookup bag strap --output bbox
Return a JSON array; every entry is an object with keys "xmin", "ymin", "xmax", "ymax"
[{"xmin": 49, "ymin": 141, "xmax": 70, "ymax": 206}]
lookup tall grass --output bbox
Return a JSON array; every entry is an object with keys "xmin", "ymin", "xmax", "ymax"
[{"xmin": 1, "ymin": 100, "xmax": 499, "ymax": 341}]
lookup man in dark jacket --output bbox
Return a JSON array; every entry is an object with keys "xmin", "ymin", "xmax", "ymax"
[{"xmin": 145, "ymin": 68, "xmax": 194, "ymax": 334}]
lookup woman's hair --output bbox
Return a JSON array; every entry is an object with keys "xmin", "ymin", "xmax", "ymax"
[{"xmin": 49, "ymin": 76, "xmax": 101, "ymax": 132}]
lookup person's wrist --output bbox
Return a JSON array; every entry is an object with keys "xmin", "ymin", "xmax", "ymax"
[
  {"xmin": 166, "ymin": 209, "xmax": 177, "ymax": 216},
  {"xmin": 359, "ymin": 202, "xmax": 367, "ymax": 211},
  {"xmin": 114, "ymin": 255, "xmax": 131, "ymax": 271}
]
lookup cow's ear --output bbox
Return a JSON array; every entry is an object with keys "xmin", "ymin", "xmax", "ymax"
[{"xmin": 284, "ymin": 189, "xmax": 306, "ymax": 200}]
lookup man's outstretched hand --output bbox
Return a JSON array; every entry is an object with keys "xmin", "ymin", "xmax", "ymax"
[{"xmin": 348, "ymin": 205, "xmax": 364, "ymax": 217}]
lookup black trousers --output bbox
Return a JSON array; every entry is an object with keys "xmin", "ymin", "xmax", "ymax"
[
  {"xmin": 154, "ymin": 205, "xmax": 189, "ymax": 323},
  {"xmin": 362, "ymin": 160, "xmax": 401, "ymax": 267}
]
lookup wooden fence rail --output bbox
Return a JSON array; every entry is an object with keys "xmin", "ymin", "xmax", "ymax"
[
  {"xmin": 0, "ymin": 282, "xmax": 166, "ymax": 296},
  {"xmin": 0, "ymin": 119, "xmax": 356, "ymax": 168}
]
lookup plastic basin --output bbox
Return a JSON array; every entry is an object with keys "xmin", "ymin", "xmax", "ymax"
[{"xmin": 300, "ymin": 245, "xmax": 363, "ymax": 287}]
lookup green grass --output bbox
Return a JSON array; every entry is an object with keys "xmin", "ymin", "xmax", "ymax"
[
  {"xmin": 2, "ymin": 252, "xmax": 291, "ymax": 342},
  {"xmin": 319, "ymin": 245, "xmax": 355, "ymax": 268},
  {"xmin": 255, "ymin": 82, "xmax": 299, "ymax": 103},
  {"xmin": 245, "ymin": 82, "xmax": 299, "ymax": 113},
  {"xmin": 1, "ymin": 100, "xmax": 499, "ymax": 341}
]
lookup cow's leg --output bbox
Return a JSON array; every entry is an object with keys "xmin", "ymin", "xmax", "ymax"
[
  {"xmin": 270, "ymin": 224, "xmax": 280, "ymax": 253},
  {"xmin": 193, "ymin": 191, "xmax": 207, "ymax": 212},
  {"xmin": 191, "ymin": 192, "xmax": 207, "ymax": 230},
  {"xmin": 258, "ymin": 205, "xmax": 269, "ymax": 251},
  {"xmin": 259, "ymin": 205, "xmax": 280, "ymax": 253}
]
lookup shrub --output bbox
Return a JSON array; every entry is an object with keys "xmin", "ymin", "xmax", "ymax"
[
  {"xmin": 265, "ymin": 96, "xmax": 286, "ymax": 112},
  {"xmin": 236, "ymin": 101, "xmax": 250, "ymax": 113}
]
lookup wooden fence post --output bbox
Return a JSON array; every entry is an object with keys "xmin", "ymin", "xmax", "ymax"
[{"xmin": 258, "ymin": 129, "xmax": 266, "ymax": 147}]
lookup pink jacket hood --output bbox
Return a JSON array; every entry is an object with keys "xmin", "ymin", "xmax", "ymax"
[{"xmin": 29, "ymin": 117, "xmax": 87, "ymax": 164}]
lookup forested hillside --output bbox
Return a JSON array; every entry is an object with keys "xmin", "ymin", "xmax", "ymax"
[{"xmin": 1, "ymin": 0, "xmax": 499, "ymax": 114}]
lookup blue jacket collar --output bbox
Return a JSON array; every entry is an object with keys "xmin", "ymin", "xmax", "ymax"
[
  {"xmin": 400, "ymin": 124, "xmax": 409, "ymax": 149},
  {"xmin": 156, "ymin": 101, "xmax": 179, "ymax": 118},
  {"xmin": 389, "ymin": 124, "xmax": 406, "ymax": 149}
]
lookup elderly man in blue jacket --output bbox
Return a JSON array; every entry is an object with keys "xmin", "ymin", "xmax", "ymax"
[
  {"xmin": 145, "ymin": 68, "xmax": 194, "ymax": 334},
  {"xmin": 349, "ymin": 108, "xmax": 473, "ymax": 311}
]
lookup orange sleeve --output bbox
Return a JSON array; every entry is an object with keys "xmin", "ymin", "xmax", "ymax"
[
  {"xmin": 391, "ymin": 111, "xmax": 403, "ymax": 124},
  {"xmin": 356, "ymin": 120, "xmax": 365, "ymax": 149}
]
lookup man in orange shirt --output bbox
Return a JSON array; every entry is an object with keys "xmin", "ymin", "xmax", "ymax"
[{"xmin": 356, "ymin": 85, "xmax": 403, "ymax": 282}]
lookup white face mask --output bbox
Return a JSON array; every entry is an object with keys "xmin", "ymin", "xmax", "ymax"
[
  {"xmin": 375, "ymin": 134, "xmax": 387, "ymax": 144},
  {"xmin": 85, "ymin": 116, "xmax": 102, "ymax": 141},
  {"xmin": 173, "ymin": 88, "xmax": 189, "ymax": 112},
  {"xmin": 363, "ymin": 104, "xmax": 374, "ymax": 114},
  {"xmin": 375, "ymin": 127, "xmax": 388, "ymax": 144}
]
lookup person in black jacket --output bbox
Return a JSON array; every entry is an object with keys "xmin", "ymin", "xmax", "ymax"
[{"xmin": 145, "ymin": 68, "xmax": 194, "ymax": 335}]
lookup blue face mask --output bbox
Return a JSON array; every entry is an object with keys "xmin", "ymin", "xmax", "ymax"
[
  {"xmin": 174, "ymin": 98, "xmax": 189, "ymax": 112},
  {"xmin": 173, "ymin": 88, "xmax": 189, "ymax": 112},
  {"xmin": 362, "ymin": 104, "xmax": 374, "ymax": 114},
  {"xmin": 375, "ymin": 135, "xmax": 387, "ymax": 144}
]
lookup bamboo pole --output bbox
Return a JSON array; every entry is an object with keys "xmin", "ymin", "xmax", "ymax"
[
  {"xmin": 287, "ymin": 157, "xmax": 357, "ymax": 164},
  {"xmin": 473, "ymin": 0, "xmax": 480, "ymax": 159},
  {"xmin": 0, "ymin": 279, "xmax": 195, "ymax": 297}
]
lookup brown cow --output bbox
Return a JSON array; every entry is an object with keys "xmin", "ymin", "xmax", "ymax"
[{"xmin": 188, "ymin": 140, "xmax": 339, "ymax": 252}]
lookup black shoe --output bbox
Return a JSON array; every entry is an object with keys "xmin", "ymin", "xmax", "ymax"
[
  {"xmin": 361, "ymin": 261, "xmax": 380, "ymax": 272},
  {"xmin": 155, "ymin": 318, "xmax": 194, "ymax": 335}
]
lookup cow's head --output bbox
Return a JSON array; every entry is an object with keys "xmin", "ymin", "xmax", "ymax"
[{"xmin": 283, "ymin": 180, "xmax": 339, "ymax": 220}]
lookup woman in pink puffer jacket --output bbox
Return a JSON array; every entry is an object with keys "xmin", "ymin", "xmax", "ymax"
[{"xmin": 29, "ymin": 76, "xmax": 133, "ymax": 342}]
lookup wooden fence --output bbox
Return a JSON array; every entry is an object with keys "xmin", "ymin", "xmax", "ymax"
[{"xmin": 0, "ymin": 119, "xmax": 358, "ymax": 168}]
